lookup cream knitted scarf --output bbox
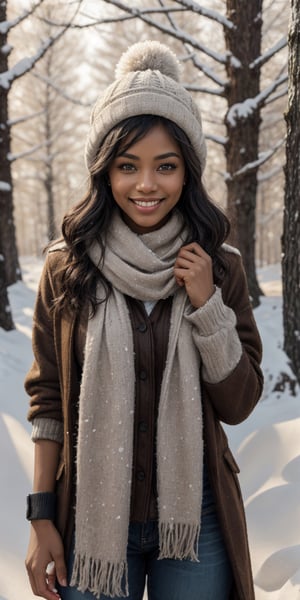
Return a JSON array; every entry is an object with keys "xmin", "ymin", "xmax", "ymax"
[{"xmin": 71, "ymin": 210, "xmax": 204, "ymax": 598}]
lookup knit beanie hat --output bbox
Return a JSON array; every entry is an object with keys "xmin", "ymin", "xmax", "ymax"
[{"xmin": 85, "ymin": 40, "xmax": 207, "ymax": 171}]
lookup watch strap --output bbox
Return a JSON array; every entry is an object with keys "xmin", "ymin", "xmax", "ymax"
[{"xmin": 26, "ymin": 492, "xmax": 56, "ymax": 521}]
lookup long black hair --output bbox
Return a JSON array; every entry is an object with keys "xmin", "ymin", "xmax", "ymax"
[{"xmin": 55, "ymin": 115, "xmax": 230, "ymax": 314}]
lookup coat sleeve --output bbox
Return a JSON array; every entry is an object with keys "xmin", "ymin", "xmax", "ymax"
[
  {"xmin": 25, "ymin": 252, "xmax": 64, "ymax": 427},
  {"xmin": 185, "ymin": 252, "xmax": 263, "ymax": 425}
]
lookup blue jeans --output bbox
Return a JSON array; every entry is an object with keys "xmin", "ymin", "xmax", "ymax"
[{"xmin": 58, "ymin": 471, "xmax": 233, "ymax": 599}]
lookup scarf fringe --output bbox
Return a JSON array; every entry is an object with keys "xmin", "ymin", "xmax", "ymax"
[
  {"xmin": 70, "ymin": 553, "xmax": 129, "ymax": 599},
  {"xmin": 158, "ymin": 521, "xmax": 200, "ymax": 562}
]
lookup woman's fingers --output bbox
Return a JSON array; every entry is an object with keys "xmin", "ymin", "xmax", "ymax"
[
  {"xmin": 26, "ymin": 559, "xmax": 61, "ymax": 599},
  {"xmin": 46, "ymin": 561, "xmax": 58, "ymax": 592},
  {"xmin": 174, "ymin": 243, "xmax": 214, "ymax": 307},
  {"xmin": 25, "ymin": 522, "xmax": 66, "ymax": 599}
]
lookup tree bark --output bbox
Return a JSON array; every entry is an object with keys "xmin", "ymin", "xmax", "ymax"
[
  {"xmin": 224, "ymin": 0, "xmax": 264, "ymax": 306},
  {"xmin": 0, "ymin": 253, "xmax": 15, "ymax": 330},
  {"xmin": 282, "ymin": 0, "xmax": 300, "ymax": 383},
  {"xmin": 0, "ymin": 1, "xmax": 21, "ymax": 286},
  {"xmin": 45, "ymin": 55, "xmax": 56, "ymax": 241}
]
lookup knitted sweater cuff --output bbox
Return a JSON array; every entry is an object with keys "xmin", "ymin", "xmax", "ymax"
[
  {"xmin": 31, "ymin": 417, "xmax": 64, "ymax": 444},
  {"xmin": 184, "ymin": 287, "xmax": 242, "ymax": 384}
]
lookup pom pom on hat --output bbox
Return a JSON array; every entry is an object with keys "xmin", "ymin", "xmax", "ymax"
[
  {"xmin": 85, "ymin": 40, "xmax": 206, "ymax": 172},
  {"xmin": 115, "ymin": 40, "xmax": 181, "ymax": 82}
]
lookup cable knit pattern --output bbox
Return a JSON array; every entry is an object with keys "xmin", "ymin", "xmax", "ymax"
[
  {"xmin": 85, "ymin": 41, "xmax": 206, "ymax": 171},
  {"xmin": 184, "ymin": 287, "xmax": 242, "ymax": 384}
]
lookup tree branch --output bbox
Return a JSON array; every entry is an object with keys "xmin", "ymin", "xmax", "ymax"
[
  {"xmin": 40, "ymin": 6, "xmax": 189, "ymax": 28},
  {"xmin": 0, "ymin": 0, "xmax": 47, "ymax": 35},
  {"xmin": 226, "ymin": 73, "xmax": 288, "ymax": 126},
  {"xmin": 100, "ymin": 0, "xmax": 229, "ymax": 65},
  {"xmin": 32, "ymin": 71, "xmax": 93, "ymax": 106},
  {"xmin": 172, "ymin": 0, "xmax": 235, "ymax": 30},
  {"xmin": 250, "ymin": 36, "xmax": 287, "ymax": 69},
  {"xmin": 183, "ymin": 83, "xmax": 226, "ymax": 96},
  {"xmin": 0, "ymin": 1, "xmax": 83, "ymax": 90},
  {"xmin": 157, "ymin": 0, "xmax": 227, "ymax": 88},
  {"xmin": 205, "ymin": 133, "xmax": 227, "ymax": 146},
  {"xmin": 258, "ymin": 165, "xmax": 283, "ymax": 183},
  {"xmin": 8, "ymin": 141, "xmax": 48, "ymax": 162},
  {"xmin": 183, "ymin": 53, "xmax": 227, "ymax": 88},
  {"xmin": 226, "ymin": 138, "xmax": 285, "ymax": 180},
  {"xmin": 8, "ymin": 109, "xmax": 46, "ymax": 127},
  {"xmin": 264, "ymin": 86, "xmax": 288, "ymax": 105}
]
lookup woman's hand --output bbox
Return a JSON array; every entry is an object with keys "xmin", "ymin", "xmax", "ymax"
[
  {"xmin": 174, "ymin": 242, "xmax": 215, "ymax": 308},
  {"xmin": 25, "ymin": 520, "xmax": 67, "ymax": 600}
]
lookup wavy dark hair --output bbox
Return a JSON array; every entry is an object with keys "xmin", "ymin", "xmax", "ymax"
[{"xmin": 54, "ymin": 115, "xmax": 230, "ymax": 314}]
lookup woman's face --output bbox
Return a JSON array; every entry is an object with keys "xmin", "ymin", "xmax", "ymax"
[{"xmin": 108, "ymin": 123, "xmax": 185, "ymax": 234}]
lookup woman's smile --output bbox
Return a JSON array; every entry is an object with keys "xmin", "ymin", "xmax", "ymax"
[
  {"xmin": 130, "ymin": 197, "xmax": 163, "ymax": 209},
  {"xmin": 108, "ymin": 123, "xmax": 185, "ymax": 234}
]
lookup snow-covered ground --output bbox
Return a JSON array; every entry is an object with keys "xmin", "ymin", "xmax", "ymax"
[{"xmin": 0, "ymin": 258, "xmax": 299, "ymax": 600}]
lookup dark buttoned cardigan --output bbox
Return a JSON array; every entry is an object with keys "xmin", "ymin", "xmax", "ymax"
[{"xmin": 26, "ymin": 246, "xmax": 263, "ymax": 600}]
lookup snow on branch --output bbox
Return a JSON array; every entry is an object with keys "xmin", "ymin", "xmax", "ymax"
[
  {"xmin": 7, "ymin": 141, "xmax": 48, "ymax": 163},
  {"xmin": 0, "ymin": 0, "xmax": 46, "ymax": 35},
  {"xmin": 32, "ymin": 72, "xmax": 93, "ymax": 106},
  {"xmin": 258, "ymin": 165, "xmax": 283, "ymax": 183},
  {"xmin": 205, "ymin": 133, "xmax": 227, "ymax": 146},
  {"xmin": 226, "ymin": 74, "xmax": 288, "ymax": 126},
  {"xmin": 8, "ymin": 109, "xmax": 46, "ymax": 127},
  {"xmin": 173, "ymin": 0, "xmax": 235, "ymax": 30},
  {"xmin": 156, "ymin": 1, "xmax": 227, "ymax": 88},
  {"xmin": 184, "ymin": 83, "xmax": 226, "ymax": 96},
  {"xmin": 0, "ymin": 2, "xmax": 83, "ymax": 90},
  {"xmin": 0, "ymin": 34, "xmax": 62, "ymax": 90},
  {"xmin": 184, "ymin": 52, "xmax": 227, "ymax": 88},
  {"xmin": 101, "ymin": 0, "xmax": 228, "ymax": 65},
  {"xmin": 250, "ymin": 36, "xmax": 287, "ymax": 69},
  {"xmin": 225, "ymin": 138, "xmax": 285, "ymax": 180},
  {"xmin": 264, "ymin": 86, "xmax": 288, "ymax": 106},
  {"xmin": 41, "ymin": 5, "xmax": 188, "ymax": 28},
  {"xmin": 0, "ymin": 181, "xmax": 11, "ymax": 192}
]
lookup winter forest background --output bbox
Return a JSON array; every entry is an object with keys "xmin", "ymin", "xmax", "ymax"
[{"xmin": 0, "ymin": 0, "xmax": 300, "ymax": 599}]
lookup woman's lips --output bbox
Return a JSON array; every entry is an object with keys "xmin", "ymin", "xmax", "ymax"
[{"xmin": 130, "ymin": 198, "xmax": 162, "ymax": 207}]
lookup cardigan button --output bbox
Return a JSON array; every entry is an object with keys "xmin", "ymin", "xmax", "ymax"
[
  {"xmin": 137, "ymin": 470, "xmax": 145, "ymax": 481},
  {"xmin": 139, "ymin": 370, "xmax": 147, "ymax": 381},
  {"xmin": 137, "ymin": 322, "xmax": 147, "ymax": 333}
]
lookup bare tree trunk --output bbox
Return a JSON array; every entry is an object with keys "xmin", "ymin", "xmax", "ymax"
[
  {"xmin": 0, "ymin": 252, "xmax": 15, "ymax": 330},
  {"xmin": 45, "ymin": 68, "xmax": 56, "ymax": 241},
  {"xmin": 0, "ymin": 2, "xmax": 21, "ymax": 286},
  {"xmin": 224, "ymin": 0, "xmax": 264, "ymax": 306},
  {"xmin": 282, "ymin": 0, "xmax": 300, "ymax": 382}
]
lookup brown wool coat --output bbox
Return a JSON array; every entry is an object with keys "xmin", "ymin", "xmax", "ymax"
[{"xmin": 25, "ymin": 247, "xmax": 263, "ymax": 600}]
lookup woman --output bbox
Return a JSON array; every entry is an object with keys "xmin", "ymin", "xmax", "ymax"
[{"xmin": 25, "ymin": 41, "xmax": 263, "ymax": 600}]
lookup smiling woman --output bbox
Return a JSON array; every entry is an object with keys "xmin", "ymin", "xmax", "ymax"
[
  {"xmin": 24, "ymin": 40, "xmax": 263, "ymax": 600},
  {"xmin": 108, "ymin": 124, "xmax": 185, "ymax": 234}
]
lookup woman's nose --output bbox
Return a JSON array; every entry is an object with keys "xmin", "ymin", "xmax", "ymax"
[{"xmin": 135, "ymin": 171, "xmax": 158, "ymax": 192}]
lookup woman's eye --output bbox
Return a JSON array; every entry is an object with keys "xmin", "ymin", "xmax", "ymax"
[
  {"xmin": 118, "ymin": 163, "xmax": 135, "ymax": 172},
  {"xmin": 158, "ymin": 163, "xmax": 177, "ymax": 171}
]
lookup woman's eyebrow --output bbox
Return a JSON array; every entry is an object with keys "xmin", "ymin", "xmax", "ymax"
[{"xmin": 117, "ymin": 151, "xmax": 181, "ymax": 160}]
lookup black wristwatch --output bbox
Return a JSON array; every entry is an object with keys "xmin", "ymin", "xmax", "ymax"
[{"xmin": 26, "ymin": 492, "xmax": 56, "ymax": 521}]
